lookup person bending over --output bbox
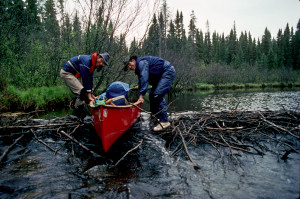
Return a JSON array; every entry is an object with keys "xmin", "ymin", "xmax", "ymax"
[
  {"xmin": 60, "ymin": 52, "xmax": 110, "ymax": 106},
  {"xmin": 124, "ymin": 55, "xmax": 175, "ymax": 131}
]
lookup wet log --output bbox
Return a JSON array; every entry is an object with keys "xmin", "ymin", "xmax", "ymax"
[
  {"xmin": 199, "ymin": 134, "xmax": 251, "ymax": 153},
  {"xmin": 58, "ymin": 130, "xmax": 101, "ymax": 158},
  {"xmin": 113, "ymin": 139, "xmax": 143, "ymax": 167},
  {"xmin": 176, "ymin": 127, "xmax": 200, "ymax": 170},
  {"xmin": 0, "ymin": 134, "xmax": 24, "ymax": 162},
  {"xmin": 31, "ymin": 129, "xmax": 57, "ymax": 153},
  {"xmin": 1, "ymin": 122, "xmax": 81, "ymax": 129},
  {"xmin": 258, "ymin": 112, "xmax": 299, "ymax": 139}
]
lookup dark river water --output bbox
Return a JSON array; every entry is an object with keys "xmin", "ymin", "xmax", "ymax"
[
  {"xmin": 166, "ymin": 88, "xmax": 300, "ymax": 112},
  {"xmin": 1, "ymin": 88, "xmax": 299, "ymax": 198}
]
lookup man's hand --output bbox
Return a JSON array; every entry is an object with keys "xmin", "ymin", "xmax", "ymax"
[
  {"xmin": 88, "ymin": 93, "xmax": 95, "ymax": 104},
  {"xmin": 138, "ymin": 95, "xmax": 144, "ymax": 104}
]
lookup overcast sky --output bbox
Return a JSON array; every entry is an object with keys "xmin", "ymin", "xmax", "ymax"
[{"xmin": 166, "ymin": 0, "xmax": 300, "ymax": 39}]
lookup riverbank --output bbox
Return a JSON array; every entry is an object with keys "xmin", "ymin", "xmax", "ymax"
[
  {"xmin": 1, "ymin": 82, "xmax": 300, "ymax": 113},
  {"xmin": 0, "ymin": 85, "xmax": 73, "ymax": 112},
  {"xmin": 194, "ymin": 82, "xmax": 300, "ymax": 90}
]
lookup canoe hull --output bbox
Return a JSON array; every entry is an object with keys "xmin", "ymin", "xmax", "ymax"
[{"xmin": 91, "ymin": 103, "xmax": 141, "ymax": 152}]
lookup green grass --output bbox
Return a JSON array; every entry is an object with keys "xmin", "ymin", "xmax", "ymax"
[
  {"xmin": 214, "ymin": 83, "xmax": 245, "ymax": 89},
  {"xmin": 0, "ymin": 85, "xmax": 73, "ymax": 111},
  {"xmin": 244, "ymin": 83, "xmax": 261, "ymax": 88},
  {"xmin": 195, "ymin": 83, "xmax": 214, "ymax": 90}
]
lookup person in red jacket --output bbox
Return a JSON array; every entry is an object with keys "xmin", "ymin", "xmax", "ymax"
[{"xmin": 60, "ymin": 52, "xmax": 110, "ymax": 106}]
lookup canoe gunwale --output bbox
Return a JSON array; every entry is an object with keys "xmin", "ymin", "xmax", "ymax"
[{"xmin": 90, "ymin": 101, "xmax": 141, "ymax": 109}]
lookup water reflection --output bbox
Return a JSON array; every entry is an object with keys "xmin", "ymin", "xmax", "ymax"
[{"xmin": 167, "ymin": 89, "xmax": 300, "ymax": 112}]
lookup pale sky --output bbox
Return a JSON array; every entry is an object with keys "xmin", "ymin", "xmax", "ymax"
[
  {"xmin": 65, "ymin": 0, "xmax": 299, "ymax": 43},
  {"xmin": 166, "ymin": 0, "xmax": 300, "ymax": 40}
]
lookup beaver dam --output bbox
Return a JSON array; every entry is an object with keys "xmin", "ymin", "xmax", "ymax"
[{"xmin": 0, "ymin": 109, "xmax": 299, "ymax": 198}]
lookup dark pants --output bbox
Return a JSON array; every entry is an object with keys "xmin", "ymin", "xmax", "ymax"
[{"xmin": 149, "ymin": 65, "xmax": 175, "ymax": 122}]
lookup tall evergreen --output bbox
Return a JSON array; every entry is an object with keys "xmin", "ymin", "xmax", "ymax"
[
  {"xmin": 283, "ymin": 23, "xmax": 293, "ymax": 68},
  {"xmin": 158, "ymin": 11, "xmax": 165, "ymax": 57},
  {"xmin": 26, "ymin": 0, "xmax": 40, "ymax": 27},
  {"xmin": 276, "ymin": 29, "xmax": 285, "ymax": 68},
  {"xmin": 143, "ymin": 14, "xmax": 159, "ymax": 56},
  {"xmin": 219, "ymin": 33, "xmax": 226, "ymax": 63},
  {"xmin": 180, "ymin": 12, "xmax": 187, "ymax": 50},
  {"xmin": 203, "ymin": 20, "xmax": 212, "ymax": 64},
  {"xmin": 187, "ymin": 10, "xmax": 197, "ymax": 57},
  {"xmin": 160, "ymin": 0, "xmax": 169, "ymax": 56},
  {"xmin": 188, "ymin": 10, "xmax": 197, "ymax": 44},
  {"xmin": 268, "ymin": 39, "xmax": 279, "ymax": 69},
  {"xmin": 291, "ymin": 19, "xmax": 300, "ymax": 69},
  {"xmin": 167, "ymin": 20, "xmax": 177, "ymax": 51},
  {"xmin": 226, "ymin": 22, "xmax": 238, "ymax": 64},
  {"xmin": 261, "ymin": 28, "xmax": 272, "ymax": 56},
  {"xmin": 174, "ymin": 11, "xmax": 182, "ymax": 40},
  {"xmin": 174, "ymin": 10, "xmax": 186, "ymax": 51},
  {"xmin": 195, "ymin": 29, "xmax": 204, "ymax": 62},
  {"xmin": 43, "ymin": 0, "xmax": 60, "ymax": 40},
  {"xmin": 211, "ymin": 31, "xmax": 219, "ymax": 63},
  {"xmin": 235, "ymin": 31, "xmax": 247, "ymax": 66},
  {"xmin": 42, "ymin": 0, "xmax": 61, "ymax": 86},
  {"xmin": 72, "ymin": 11, "xmax": 82, "ymax": 54}
]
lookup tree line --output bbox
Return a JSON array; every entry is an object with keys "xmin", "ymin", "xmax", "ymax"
[{"xmin": 0, "ymin": 0, "xmax": 299, "ymax": 93}]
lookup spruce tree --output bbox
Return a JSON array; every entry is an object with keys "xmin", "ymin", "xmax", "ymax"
[
  {"xmin": 277, "ymin": 29, "xmax": 285, "ymax": 68},
  {"xmin": 219, "ymin": 33, "xmax": 226, "ymax": 63},
  {"xmin": 188, "ymin": 10, "xmax": 197, "ymax": 45},
  {"xmin": 195, "ymin": 29, "xmax": 204, "ymax": 62},
  {"xmin": 211, "ymin": 31, "xmax": 219, "ymax": 63},
  {"xmin": 143, "ymin": 14, "xmax": 159, "ymax": 56},
  {"xmin": 43, "ymin": 0, "xmax": 61, "ymax": 85},
  {"xmin": 261, "ymin": 28, "xmax": 272, "ymax": 63},
  {"xmin": 167, "ymin": 20, "xmax": 176, "ymax": 51},
  {"xmin": 283, "ymin": 23, "xmax": 293, "ymax": 68},
  {"xmin": 291, "ymin": 19, "xmax": 300, "ymax": 69},
  {"xmin": 72, "ymin": 11, "xmax": 82, "ymax": 54},
  {"xmin": 203, "ymin": 20, "xmax": 211, "ymax": 64}
]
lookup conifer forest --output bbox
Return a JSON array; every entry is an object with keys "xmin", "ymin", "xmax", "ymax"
[{"xmin": 0, "ymin": 0, "xmax": 299, "ymax": 91}]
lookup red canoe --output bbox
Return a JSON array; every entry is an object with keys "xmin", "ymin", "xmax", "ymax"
[{"xmin": 91, "ymin": 102, "xmax": 142, "ymax": 152}]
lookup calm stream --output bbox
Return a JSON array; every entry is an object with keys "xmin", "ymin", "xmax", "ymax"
[{"xmin": 1, "ymin": 88, "xmax": 299, "ymax": 198}]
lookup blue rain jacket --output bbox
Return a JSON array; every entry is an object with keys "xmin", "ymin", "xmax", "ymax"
[
  {"xmin": 135, "ymin": 56, "xmax": 175, "ymax": 96},
  {"xmin": 95, "ymin": 81, "xmax": 130, "ymax": 105},
  {"xmin": 62, "ymin": 55, "xmax": 102, "ymax": 92},
  {"xmin": 106, "ymin": 81, "xmax": 130, "ymax": 99}
]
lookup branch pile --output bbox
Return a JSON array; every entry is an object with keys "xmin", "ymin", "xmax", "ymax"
[
  {"xmin": 1, "ymin": 110, "xmax": 299, "ymax": 166},
  {"xmin": 163, "ymin": 110, "xmax": 300, "ymax": 165},
  {"xmin": 0, "ymin": 115, "xmax": 100, "ymax": 163}
]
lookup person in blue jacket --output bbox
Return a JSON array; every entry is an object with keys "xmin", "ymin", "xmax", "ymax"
[
  {"xmin": 60, "ymin": 52, "xmax": 110, "ymax": 106},
  {"xmin": 124, "ymin": 56, "xmax": 176, "ymax": 131}
]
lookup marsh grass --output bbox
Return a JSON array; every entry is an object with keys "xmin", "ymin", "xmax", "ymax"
[
  {"xmin": 1, "ymin": 85, "xmax": 73, "ymax": 111},
  {"xmin": 195, "ymin": 83, "xmax": 214, "ymax": 90}
]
